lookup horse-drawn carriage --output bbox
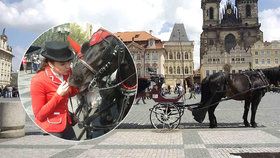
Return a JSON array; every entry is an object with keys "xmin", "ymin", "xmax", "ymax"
[
  {"xmin": 148, "ymin": 67, "xmax": 280, "ymax": 129},
  {"xmin": 67, "ymin": 28, "xmax": 280, "ymax": 140}
]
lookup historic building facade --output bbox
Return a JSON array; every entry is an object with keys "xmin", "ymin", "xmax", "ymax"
[
  {"xmin": 115, "ymin": 31, "xmax": 165, "ymax": 77},
  {"xmin": 200, "ymin": 0, "xmax": 263, "ymax": 79},
  {"xmin": 163, "ymin": 23, "xmax": 194, "ymax": 87},
  {"xmin": 0, "ymin": 29, "xmax": 13, "ymax": 86},
  {"xmin": 251, "ymin": 40, "xmax": 280, "ymax": 69}
]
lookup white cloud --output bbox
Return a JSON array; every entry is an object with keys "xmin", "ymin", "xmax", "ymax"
[
  {"xmin": 12, "ymin": 45, "xmax": 25, "ymax": 72},
  {"xmin": 259, "ymin": 7, "xmax": 280, "ymax": 41},
  {"xmin": 1, "ymin": 0, "xmax": 279, "ymax": 71}
]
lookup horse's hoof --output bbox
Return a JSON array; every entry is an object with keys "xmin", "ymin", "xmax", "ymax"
[
  {"xmin": 209, "ymin": 124, "xmax": 217, "ymax": 128},
  {"xmin": 251, "ymin": 123, "xmax": 258, "ymax": 128},
  {"xmin": 244, "ymin": 121, "xmax": 250, "ymax": 127}
]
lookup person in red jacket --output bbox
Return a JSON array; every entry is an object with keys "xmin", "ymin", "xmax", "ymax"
[{"xmin": 30, "ymin": 41, "xmax": 79, "ymax": 140}]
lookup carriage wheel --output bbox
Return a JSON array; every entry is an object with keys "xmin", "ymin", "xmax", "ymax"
[{"xmin": 149, "ymin": 103, "xmax": 181, "ymax": 129}]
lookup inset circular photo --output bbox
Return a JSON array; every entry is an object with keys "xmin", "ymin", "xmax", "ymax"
[{"xmin": 18, "ymin": 23, "xmax": 137, "ymax": 141}]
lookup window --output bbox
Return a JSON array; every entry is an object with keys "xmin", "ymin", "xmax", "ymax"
[
  {"xmin": 267, "ymin": 58, "xmax": 270, "ymax": 64},
  {"xmin": 173, "ymin": 67, "xmax": 176, "ymax": 74},
  {"xmin": 185, "ymin": 66, "xmax": 188, "ymax": 74},
  {"xmin": 255, "ymin": 51, "xmax": 258, "ymax": 55},
  {"xmin": 255, "ymin": 58, "xmax": 259, "ymax": 64},
  {"xmin": 185, "ymin": 52, "xmax": 188, "ymax": 59},
  {"xmin": 275, "ymin": 58, "xmax": 279, "ymax": 64},
  {"xmin": 169, "ymin": 67, "xmax": 173, "ymax": 74},
  {"xmin": 246, "ymin": 5, "xmax": 251, "ymax": 17},
  {"xmin": 169, "ymin": 52, "xmax": 173, "ymax": 59},
  {"xmin": 232, "ymin": 70, "xmax": 236, "ymax": 74},
  {"xmin": 206, "ymin": 70, "xmax": 210, "ymax": 76},
  {"xmin": 177, "ymin": 52, "xmax": 181, "ymax": 60},
  {"xmin": 261, "ymin": 59, "xmax": 265, "ymax": 64},
  {"xmin": 177, "ymin": 66, "xmax": 180, "ymax": 74},
  {"xmin": 225, "ymin": 34, "xmax": 237, "ymax": 53},
  {"xmin": 152, "ymin": 53, "xmax": 158, "ymax": 60},
  {"xmin": 209, "ymin": 7, "xmax": 214, "ymax": 20},
  {"xmin": 137, "ymin": 54, "xmax": 141, "ymax": 60},
  {"xmin": 145, "ymin": 53, "xmax": 150, "ymax": 60}
]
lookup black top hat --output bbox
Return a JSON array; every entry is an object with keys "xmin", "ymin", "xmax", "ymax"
[{"xmin": 41, "ymin": 41, "xmax": 74, "ymax": 62}]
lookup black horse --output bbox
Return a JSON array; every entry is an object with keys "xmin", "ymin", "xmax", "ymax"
[
  {"xmin": 192, "ymin": 67, "xmax": 280, "ymax": 128},
  {"xmin": 69, "ymin": 29, "xmax": 137, "ymax": 139}
]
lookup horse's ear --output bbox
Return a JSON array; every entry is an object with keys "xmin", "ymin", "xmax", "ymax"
[{"xmin": 81, "ymin": 42, "xmax": 90, "ymax": 54}]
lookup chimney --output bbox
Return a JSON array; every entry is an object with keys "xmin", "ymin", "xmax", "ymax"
[{"xmin": 149, "ymin": 30, "xmax": 153, "ymax": 35}]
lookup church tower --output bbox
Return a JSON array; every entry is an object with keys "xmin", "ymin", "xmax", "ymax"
[
  {"xmin": 201, "ymin": 0, "xmax": 221, "ymax": 28},
  {"xmin": 236, "ymin": 0, "xmax": 259, "ymax": 25},
  {"xmin": 200, "ymin": 0, "xmax": 263, "ymax": 79}
]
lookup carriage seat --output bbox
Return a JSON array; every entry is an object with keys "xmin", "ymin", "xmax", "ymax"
[{"xmin": 150, "ymin": 85, "xmax": 184, "ymax": 103}]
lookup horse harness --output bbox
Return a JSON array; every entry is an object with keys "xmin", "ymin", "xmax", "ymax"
[
  {"xmin": 75, "ymin": 42, "xmax": 137, "ymax": 96},
  {"xmin": 239, "ymin": 70, "xmax": 270, "ymax": 92}
]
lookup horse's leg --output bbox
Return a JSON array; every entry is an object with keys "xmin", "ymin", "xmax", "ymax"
[
  {"xmin": 208, "ymin": 103, "xmax": 218, "ymax": 128},
  {"xmin": 250, "ymin": 93, "xmax": 262, "ymax": 128},
  {"xmin": 243, "ymin": 100, "xmax": 251, "ymax": 127}
]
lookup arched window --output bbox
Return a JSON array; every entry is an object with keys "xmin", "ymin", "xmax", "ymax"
[
  {"xmin": 169, "ymin": 67, "xmax": 173, "ymax": 74},
  {"xmin": 177, "ymin": 52, "xmax": 181, "ymax": 59},
  {"xmin": 174, "ymin": 66, "xmax": 176, "ymax": 74},
  {"xmin": 182, "ymin": 67, "xmax": 184, "ymax": 74},
  {"xmin": 177, "ymin": 66, "xmax": 180, "ymax": 74},
  {"xmin": 169, "ymin": 52, "xmax": 173, "ymax": 59},
  {"xmin": 185, "ymin": 52, "xmax": 188, "ymax": 59},
  {"xmin": 246, "ymin": 5, "xmax": 251, "ymax": 17},
  {"xmin": 209, "ymin": 7, "xmax": 214, "ymax": 20},
  {"xmin": 185, "ymin": 66, "xmax": 189, "ymax": 74},
  {"xmin": 225, "ymin": 34, "xmax": 237, "ymax": 53}
]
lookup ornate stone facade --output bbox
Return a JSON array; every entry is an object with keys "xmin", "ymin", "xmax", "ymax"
[
  {"xmin": 163, "ymin": 23, "xmax": 194, "ymax": 87},
  {"xmin": 115, "ymin": 31, "xmax": 165, "ymax": 77},
  {"xmin": 251, "ymin": 40, "xmax": 280, "ymax": 69},
  {"xmin": 0, "ymin": 29, "xmax": 13, "ymax": 86},
  {"xmin": 200, "ymin": 0, "xmax": 263, "ymax": 79}
]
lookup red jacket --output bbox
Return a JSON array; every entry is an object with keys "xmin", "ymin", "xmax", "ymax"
[{"xmin": 30, "ymin": 66, "xmax": 79, "ymax": 133}]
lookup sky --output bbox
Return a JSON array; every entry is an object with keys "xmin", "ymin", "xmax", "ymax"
[{"xmin": 0, "ymin": 0, "xmax": 280, "ymax": 71}]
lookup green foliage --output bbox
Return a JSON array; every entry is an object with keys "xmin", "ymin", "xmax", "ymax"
[{"xmin": 32, "ymin": 23, "xmax": 88, "ymax": 47}]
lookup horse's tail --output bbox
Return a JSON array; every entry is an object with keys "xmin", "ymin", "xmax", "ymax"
[{"xmin": 192, "ymin": 76, "xmax": 210, "ymax": 123}]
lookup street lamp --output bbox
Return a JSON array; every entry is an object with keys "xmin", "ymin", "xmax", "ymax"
[
  {"xmin": 178, "ymin": 29, "xmax": 186, "ymax": 101},
  {"xmin": 57, "ymin": 26, "xmax": 70, "ymax": 41}
]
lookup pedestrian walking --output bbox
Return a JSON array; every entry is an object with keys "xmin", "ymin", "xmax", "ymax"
[{"xmin": 22, "ymin": 56, "xmax": 28, "ymax": 73}]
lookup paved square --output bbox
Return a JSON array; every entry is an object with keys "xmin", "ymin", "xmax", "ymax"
[
  {"xmin": 0, "ymin": 135, "xmax": 78, "ymax": 145},
  {"xmin": 208, "ymin": 147, "xmax": 280, "ymax": 158},
  {"xmin": 76, "ymin": 149, "xmax": 185, "ymax": 158},
  {"xmin": 99, "ymin": 131, "xmax": 183, "ymax": 145},
  {"xmin": 198, "ymin": 130, "xmax": 280, "ymax": 144},
  {"xmin": 0, "ymin": 149, "xmax": 64, "ymax": 158}
]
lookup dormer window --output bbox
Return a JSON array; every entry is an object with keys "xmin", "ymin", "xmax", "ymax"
[{"xmin": 148, "ymin": 39, "xmax": 155, "ymax": 47}]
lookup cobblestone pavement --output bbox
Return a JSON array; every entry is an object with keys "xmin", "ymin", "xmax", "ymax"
[{"xmin": 0, "ymin": 71, "xmax": 279, "ymax": 157}]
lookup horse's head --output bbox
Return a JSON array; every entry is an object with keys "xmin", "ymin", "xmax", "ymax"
[
  {"xmin": 137, "ymin": 78, "xmax": 151, "ymax": 94},
  {"xmin": 262, "ymin": 66, "xmax": 280, "ymax": 87},
  {"xmin": 185, "ymin": 76, "xmax": 194, "ymax": 88},
  {"xmin": 69, "ymin": 29, "xmax": 126, "ymax": 91}
]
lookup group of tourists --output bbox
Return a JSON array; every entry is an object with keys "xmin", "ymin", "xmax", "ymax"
[
  {"xmin": 0, "ymin": 85, "xmax": 19, "ymax": 98},
  {"xmin": 22, "ymin": 53, "xmax": 41, "ymax": 73}
]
